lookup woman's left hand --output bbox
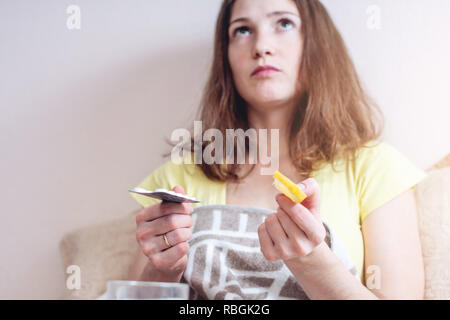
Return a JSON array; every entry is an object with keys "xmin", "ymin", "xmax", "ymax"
[{"xmin": 258, "ymin": 178, "xmax": 327, "ymax": 262}]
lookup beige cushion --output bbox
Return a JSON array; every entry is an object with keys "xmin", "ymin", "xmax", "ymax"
[
  {"xmin": 59, "ymin": 168, "xmax": 450, "ymax": 300},
  {"xmin": 59, "ymin": 211, "xmax": 140, "ymax": 299},
  {"xmin": 415, "ymin": 167, "xmax": 450, "ymax": 299},
  {"xmin": 429, "ymin": 153, "xmax": 450, "ymax": 171}
]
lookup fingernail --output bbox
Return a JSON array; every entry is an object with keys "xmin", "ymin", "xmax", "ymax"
[{"xmin": 299, "ymin": 183, "xmax": 306, "ymax": 191}]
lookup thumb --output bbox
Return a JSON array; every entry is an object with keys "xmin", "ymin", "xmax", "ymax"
[
  {"xmin": 172, "ymin": 185, "xmax": 186, "ymax": 195},
  {"xmin": 297, "ymin": 178, "xmax": 321, "ymax": 218}
]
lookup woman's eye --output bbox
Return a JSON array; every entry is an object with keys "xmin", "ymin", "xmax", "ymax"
[
  {"xmin": 234, "ymin": 26, "xmax": 250, "ymax": 37},
  {"xmin": 278, "ymin": 19, "xmax": 293, "ymax": 31},
  {"xmin": 232, "ymin": 19, "xmax": 294, "ymax": 38}
]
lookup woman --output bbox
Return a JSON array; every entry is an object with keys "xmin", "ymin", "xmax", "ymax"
[{"xmin": 128, "ymin": 0, "xmax": 426, "ymax": 299}]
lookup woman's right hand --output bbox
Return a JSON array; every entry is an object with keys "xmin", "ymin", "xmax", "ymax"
[{"xmin": 135, "ymin": 186, "xmax": 193, "ymax": 282}]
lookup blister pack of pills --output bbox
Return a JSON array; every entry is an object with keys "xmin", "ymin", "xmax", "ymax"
[{"xmin": 128, "ymin": 187, "xmax": 200, "ymax": 203}]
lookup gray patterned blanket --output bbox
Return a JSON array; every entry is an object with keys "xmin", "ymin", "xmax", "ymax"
[{"xmin": 182, "ymin": 205, "xmax": 359, "ymax": 300}]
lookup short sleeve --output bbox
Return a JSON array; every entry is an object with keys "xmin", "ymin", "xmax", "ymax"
[{"xmin": 355, "ymin": 141, "xmax": 428, "ymax": 223}]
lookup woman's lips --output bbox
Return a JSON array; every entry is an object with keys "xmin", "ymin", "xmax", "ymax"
[
  {"xmin": 252, "ymin": 69, "xmax": 280, "ymax": 77},
  {"xmin": 251, "ymin": 65, "xmax": 280, "ymax": 77}
]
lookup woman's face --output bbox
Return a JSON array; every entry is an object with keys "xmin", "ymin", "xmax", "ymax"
[{"xmin": 228, "ymin": 0, "xmax": 303, "ymax": 111}]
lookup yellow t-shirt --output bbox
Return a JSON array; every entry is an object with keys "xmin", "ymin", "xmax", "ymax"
[{"xmin": 130, "ymin": 140, "xmax": 428, "ymax": 282}]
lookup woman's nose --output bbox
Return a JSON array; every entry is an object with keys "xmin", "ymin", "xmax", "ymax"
[
  {"xmin": 252, "ymin": 33, "xmax": 274, "ymax": 59},
  {"xmin": 254, "ymin": 48, "xmax": 272, "ymax": 59}
]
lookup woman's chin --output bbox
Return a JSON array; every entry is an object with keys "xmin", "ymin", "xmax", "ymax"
[{"xmin": 248, "ymin": 97, "xmax": 288, "ymax": 110}]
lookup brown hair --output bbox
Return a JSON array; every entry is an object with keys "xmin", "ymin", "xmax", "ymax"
[{"xmin": 164, "ymin": 0, "xmax": 384, "ymax": 182}]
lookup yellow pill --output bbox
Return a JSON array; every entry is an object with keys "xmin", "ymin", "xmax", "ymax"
[{"xmin": 272, "ymin": 171, "xmax": 307, "ymax": 203}]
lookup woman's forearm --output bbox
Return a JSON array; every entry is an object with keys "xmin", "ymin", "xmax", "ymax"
[{"xmin": 285, "ymin": 242, "xmax": 379, "ymax": 300}]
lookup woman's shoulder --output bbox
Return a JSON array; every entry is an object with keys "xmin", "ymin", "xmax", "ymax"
[
  {"xmin": 352, "ymin": 139, "xmax": 427, "ymax": 221},
  {"xmin": 140, "ymin": 152, "xmax": 212, "ymax": 189},
  {"xmin": 130, "ymin": 152, "xmax": 225, "ymax": 208},
  {"xmin": 353, "ymin": 139, "xmax": 389, "ymax": 162},
  {"xmin": 353, "ymin": 139, "xmax": 416, "ymax": 169},
  {"xmin": 312, "ymin": 140, "xmax": 388, "ymax": 175},
  {"xmin": 158, "ymin": 152, "xmax": 215, "ymax": 182}
]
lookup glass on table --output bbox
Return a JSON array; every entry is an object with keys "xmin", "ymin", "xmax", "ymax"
[{"xmin": 105, "ymin": 281, "xmax": 190, "ymax": 300}]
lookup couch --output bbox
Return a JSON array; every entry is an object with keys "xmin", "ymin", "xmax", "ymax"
[{"xmin": 59, "ymin": 154, "xmax": 450, "ymax": 299}]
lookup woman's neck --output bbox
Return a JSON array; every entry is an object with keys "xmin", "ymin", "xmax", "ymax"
[{"xmin": 247, "ymin": 102, "xmax": 296, "ymax": 161}]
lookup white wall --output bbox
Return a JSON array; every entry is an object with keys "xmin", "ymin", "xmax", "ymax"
[{"xmin": 0, "ymin": 0, "xmax": 448, "ymax": 299}]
